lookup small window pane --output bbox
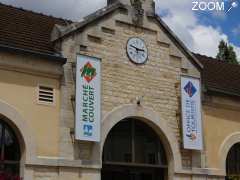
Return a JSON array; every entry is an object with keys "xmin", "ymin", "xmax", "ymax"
[
  {"xmin": 0, "ymin": 164, "xmax": 20, "ymax": 177},
  {"xmin": 0, "ymin": 120, "xmax": 20, "ymax": 177},
  {"xmin": 4, "ymin": 126, "xmax": 20, "ymax": 161},
  {"xmin": 135, "ymin": 121, "xmax": 166, "ymax": 165},
  {"xmin": 103, "ymin": 120, "xmax": 132, "ymax": 163}
]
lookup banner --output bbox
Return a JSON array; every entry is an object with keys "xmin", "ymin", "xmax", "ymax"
[
  {"xmin": 75, "ymin": 55, "xmax": 101, "ymax": 142},
  {"xmin": 181, "ymin": 76, "xmax": 203, "ymax": 150}
]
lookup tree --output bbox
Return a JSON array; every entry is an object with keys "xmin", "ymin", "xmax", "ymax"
[
  {"xmin": 228, "ymin": 45, "xmax": 238, "ymax": 64},
  {"xmin": 216, "ymin": 40, "xmax": 238, "ymax": 64}
]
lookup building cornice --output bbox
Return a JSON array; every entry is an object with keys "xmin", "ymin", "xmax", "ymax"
[
  {"xmin": 0, "ymin": 44, "xmax": 66, "ymax": 64},
  {"xmin": 0, "ymin": 50, "xmax": 65, "ymax": 78}
]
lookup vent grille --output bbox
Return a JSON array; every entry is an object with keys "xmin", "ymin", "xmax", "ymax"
[{"xmin": 38, "ymin": 86, "xmax": 54, "ymax": 104}]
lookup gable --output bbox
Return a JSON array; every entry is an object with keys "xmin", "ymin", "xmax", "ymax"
[
  {"xmin": 53, "ymin": 2, "xmax": 202, "ymax": 72},
  {"xmin": 55, "ymin": 2, "xmax": 201, "ymax": 75}
]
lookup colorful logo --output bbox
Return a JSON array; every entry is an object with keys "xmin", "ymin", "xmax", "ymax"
[
  {"xmin": 186, "ymin": 133, "xmax": 197, "ymax": 141},
  {"xmin": 184, "ymin": 81, "xmax": 197, "ymax": 98},
  {"xmin": 81, "ymin": 62, "xmax": 97, "ymax": 83},
  {"xmin": 83, "ymin": 124, "xmax": 93, "ymax": 137}
]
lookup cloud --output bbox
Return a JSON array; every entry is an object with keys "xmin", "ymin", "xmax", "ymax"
[
  {"xmin": 156, "ymin": 0, "xmax": 240, "ymax": 59},
  {"xmin": 211, "ymin": 11, "xmax": 227, "ymax": 20},
  {"xmin": 189, "ymin": 25, "xmax": 228, "ymax": 57},
  {"xmin": 0, "ymin": 0, "xmax": 106, "ymax": 21},
  {"xmin": 232, "ymin": 44, "xmax": 240, "ymax": 60}
]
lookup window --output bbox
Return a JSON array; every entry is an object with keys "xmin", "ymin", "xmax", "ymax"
[
  {"xmin": 102, "ymin": 119, "xmax": 167, "ymax": 180},
  {"xmin": 0, "ymin": 120, "xmax": 21, "ymax": 179},
  {"xmin": 226, "ymin": 143, "xmax": 240, "ymax": 180}
]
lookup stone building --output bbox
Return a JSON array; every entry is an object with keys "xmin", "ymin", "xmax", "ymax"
[{"xmin": 0, "ymin": 0, "xmax": 240, "ymax": 179}]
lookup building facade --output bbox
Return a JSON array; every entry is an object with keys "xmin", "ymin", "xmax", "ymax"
[{"xmin": 0, "ymin": 0, "xmax": 240, "ymax": 179}]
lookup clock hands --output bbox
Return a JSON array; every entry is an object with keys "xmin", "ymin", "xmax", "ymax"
[{"xmin": 130, "ymin": 45, "xmax": 145, "ymax": 52}]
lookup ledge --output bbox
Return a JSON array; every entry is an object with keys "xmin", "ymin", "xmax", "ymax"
[
  {"xmin": 26, "ymin": 157, "xmax": 226, "ymax": 177},
  {"xmin": 26, "ymin": 157, "xmax": 101, "ymax": 169},
  {"xmin": 175, "ymin": 168, "xmax": 225, "ymax": 177},
  {"xmin": 0, "ymin": 47, "xmax": 65, "ymax": 78},
  {"xmin": 0, "ymin": 44, "xmax": 66, "ymax": 64}
]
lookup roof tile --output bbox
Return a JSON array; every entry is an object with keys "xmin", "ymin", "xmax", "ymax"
[
  {"xmin": 0, "ymin": 3, "xmax": 70, "ymax": 55},
  {"xmin": 194, "ymin": 53, "xmax": 240, "ymax": 96}
]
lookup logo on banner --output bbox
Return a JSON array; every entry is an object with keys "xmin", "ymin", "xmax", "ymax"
[
  {"xmin": 184, "ymin": 81, "xmax": 198, "ymax": 141},
  {"xmin": 184, "ymin": 81, "xmax": 197, "ymax": 98},
  {"xmin": 76, "ymin": 55, "xmax": 100, "ymax": 142},
  {"xmin": 83, "ymin": 124, "xmax": 93, "ymax": 137},
  {"xmin": 81, "ymin": 62, "xmax": 97, "ymax": 83},
  {"xmin": 181, "ymin": 77, "xmax": 202, "ymax": 150}
]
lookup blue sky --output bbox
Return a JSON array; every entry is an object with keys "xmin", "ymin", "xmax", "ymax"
[
  {"xmin": 195, "ymin": 0, "xmax": 240, "ymax": 46},
  {"xmin": 1, "ymin": 0, "xmax": 239, "ymax": 59},
  {"xmin": 156, "ymin": 0, "xmax": 240, "ymax": 58}
]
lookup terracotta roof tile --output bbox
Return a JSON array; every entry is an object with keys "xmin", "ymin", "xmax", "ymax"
[
  {"xmin": 194, "ymin": 53, "xmax": 240, "ymax": 96},
  {"xmin": 0, "ymin": 3, "xmax": 70, "ymax": 55}
]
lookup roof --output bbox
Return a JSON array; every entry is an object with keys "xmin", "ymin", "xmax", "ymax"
[
  {"xmin": 194, "ymin": 53, "xmax": 240, "ymax": 97},
  {"xmin": 0, "ymin": 3, "xmax": 70, "ymax": 62},
  {"xmin": 153, "ymin": 15, "xmax": 203, "ymax": 70},
  {"xmin": 51, "ymin": 2, "xmax": 126, "ymax": 42}
]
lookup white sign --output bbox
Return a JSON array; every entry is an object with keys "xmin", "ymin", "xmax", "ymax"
[
  {"xmin": 181, "ymin": 76, "xmax": 203, "ymax": 150},
  {"xmin": 75, "ymin": 55, "xmax": 101, "ymax": 142}
]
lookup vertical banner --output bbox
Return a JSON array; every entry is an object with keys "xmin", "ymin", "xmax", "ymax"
[
  {"xmin": 75, "ymin": 55, "xmax": 101, "ymax": 142},
  {"xmin": 181, "ymin": 76, "xmax": 203, "ymax": 150}
]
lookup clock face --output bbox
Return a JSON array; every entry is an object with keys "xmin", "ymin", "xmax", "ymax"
[{"xmin": 127, "ymin": 37, "xmax": 148, "ymax": 64}]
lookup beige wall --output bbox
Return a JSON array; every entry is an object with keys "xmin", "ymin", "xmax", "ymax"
[
  {"xmin": 203, "ymin": 95, "xmax": 240, "ymax": 170},
  {"xmin": 0, "ymin": 54, "xmax": 61, "ymax": 157}
]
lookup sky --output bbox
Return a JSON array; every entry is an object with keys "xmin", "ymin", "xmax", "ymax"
[{"xmin": 0, "ymin": 0, "xmax": 239, "ymax": 59}]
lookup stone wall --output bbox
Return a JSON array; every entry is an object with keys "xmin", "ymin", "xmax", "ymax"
[{"xmin": 55, "ymin": 6, "xmax": 202, "ymax": 180}]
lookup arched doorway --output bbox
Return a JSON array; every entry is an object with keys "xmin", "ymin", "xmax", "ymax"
[
  {"xmin": 226, "ymin": 143, "xmax": 240, "ymax": 180},
  {"xmin": 101, "ymin": 118, "xmax": 168, "ymax": 180},
  {"xmin": 0, "ymin": 120, "xmax": 21, "ymax": 179}
]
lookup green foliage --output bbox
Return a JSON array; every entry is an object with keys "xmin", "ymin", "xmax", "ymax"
[
  {"xmin": 216, "ymin": 40, "xmax": 238, "ymax": 64},
  {"xmin": 226, "ymin": 175, "xmax": 240, "ymax": 180}
]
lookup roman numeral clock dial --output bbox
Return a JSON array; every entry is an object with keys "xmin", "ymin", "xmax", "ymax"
[{"xmin": 127, "ymin": 37, "xmax": 148, "ymax": 64}]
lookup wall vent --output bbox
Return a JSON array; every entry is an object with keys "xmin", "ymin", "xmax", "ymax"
[{"xmin": 38, "ymin": 85, "xmax": 54, "ymax": 104}]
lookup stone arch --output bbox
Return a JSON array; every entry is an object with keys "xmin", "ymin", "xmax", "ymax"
[
  {"xmin": 218, "ymin": 132, "xmax": 240, "ymax": 174},
  {"xmin": 0, "ymin": 99, "xmax": 37, "ymax": 164},
  {"xmin": 101, "ymin": 104, "xmax": 182, "ymax": 175}
]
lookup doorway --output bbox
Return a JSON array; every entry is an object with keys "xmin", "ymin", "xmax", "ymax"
[{"xmin": 102, "ymin": 119, "xmax": 168, "ymax": 180}]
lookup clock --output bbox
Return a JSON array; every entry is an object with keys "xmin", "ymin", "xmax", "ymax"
[{"xmin": 126, "ymin": 37, "xmax": 148, "ymax": 64}]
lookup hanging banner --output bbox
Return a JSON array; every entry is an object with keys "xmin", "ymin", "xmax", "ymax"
[
  {"xmin": 75, "ymin": 55, "xmax": 101, "ymax": 142},
  {"xmin": 181, "ymin": 76, "xmax": 203, "ymax": 150}
]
